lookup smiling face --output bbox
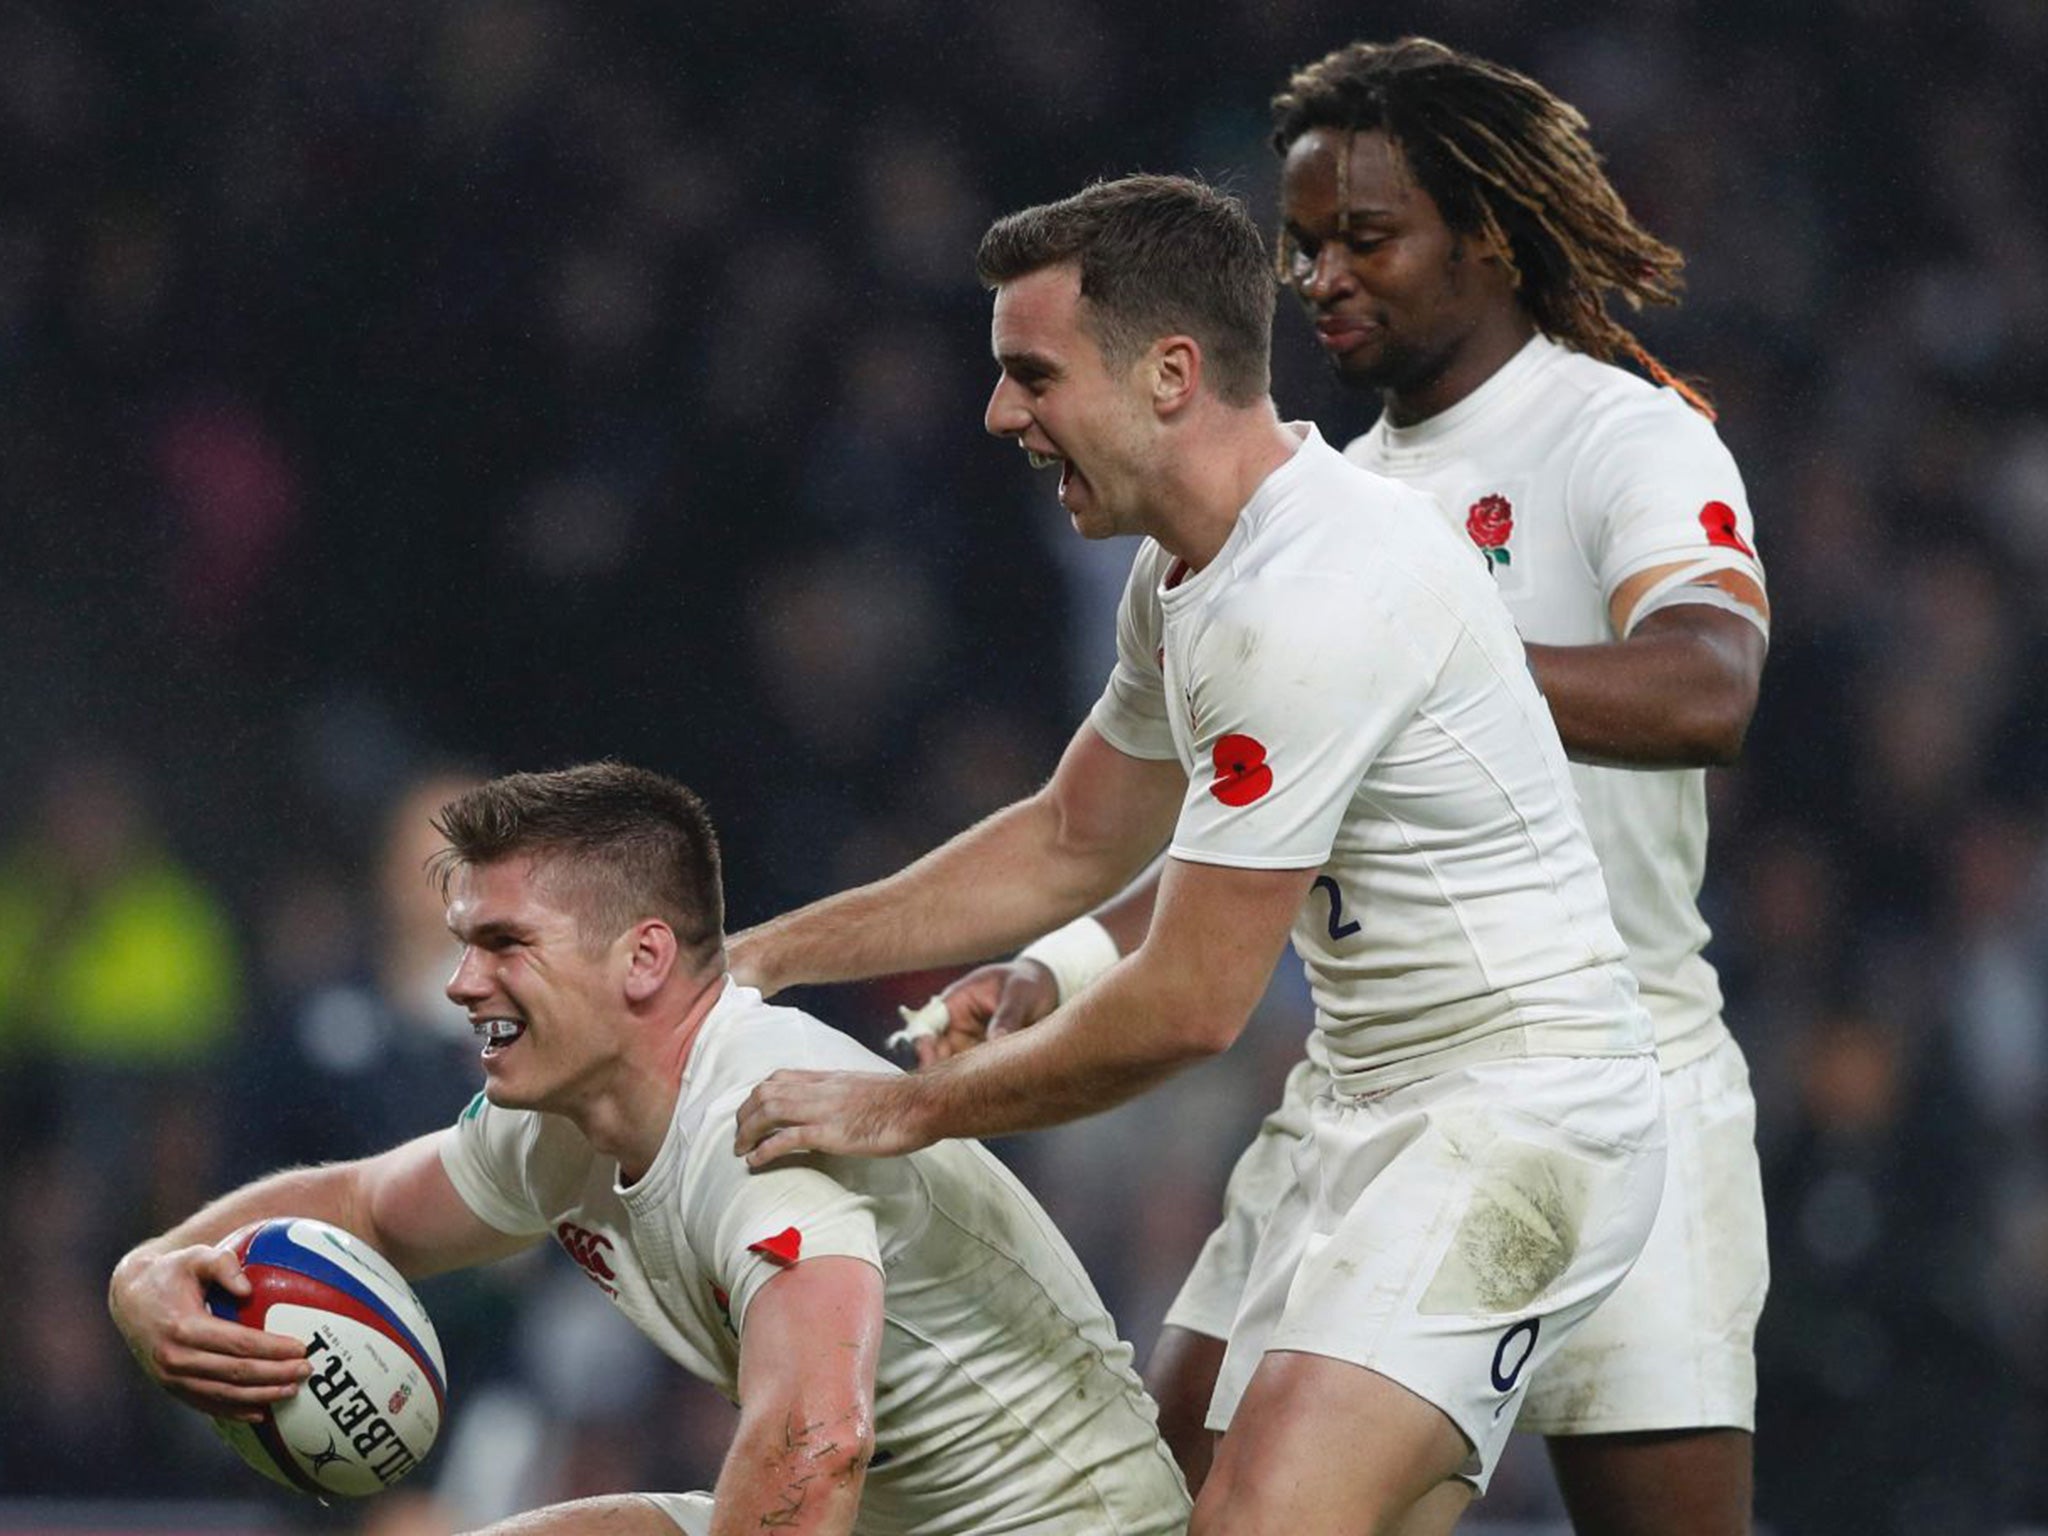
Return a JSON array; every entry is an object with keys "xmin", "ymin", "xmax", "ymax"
[
  {"xmin": 443, "ymin": 855, "xmax": 633, "ymax": 1116},
  {"xmin": 1279, "ymin": 127, "xmax": 1529, "ymax": 424},
  {"xmin": 983, "ymin": 262, "xmax": 1160, "ymax": 541}
]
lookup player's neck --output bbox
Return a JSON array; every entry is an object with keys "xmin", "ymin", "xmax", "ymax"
[
  {"xmin": 581, "ymin": 970, "xmax": 726, "ymax": 1185},
  {"xmin": 1147, "ymin": 405, "xmax": 1301, "ymax": 574},
  {"xmin": 1381, "ymin": 310, "xmax": 1538, "ymax": 428}
]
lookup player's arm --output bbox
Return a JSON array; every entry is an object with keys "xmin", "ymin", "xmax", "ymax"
[
  {"xmin": 914, "ymin": 856, "xmax": 1166, "ymax": 1064},
  {"xmin": 729, "ymin": 721, "xmax": 1184, "ymax": 997},
  {"xmin": 108, "ymin": 1132, "xmax": 534, "ymax": 1420},
  {"xmin": 709, "ymin": 1257, "xmax": 883, "ymax": 1536},
  {"xmin": 737, "ymin": 854, "xmax": 1312, "ymax": 1163},
  {"xmin": 1523, "ymin": 562, "xmax": 1768, "ymax": 768}
]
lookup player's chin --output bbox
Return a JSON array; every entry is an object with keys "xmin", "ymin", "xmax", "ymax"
[
  {"xmin": 1063, "ymin": 497, "xmax": 1114, "ymax": 541},
  {"xmin": 479, "ymin": 1071, "xmax": 539, "ymax": 1111},
  {"xmin": 1330, "ymin": 352, "xmax": 1392, "ymax": 392}
]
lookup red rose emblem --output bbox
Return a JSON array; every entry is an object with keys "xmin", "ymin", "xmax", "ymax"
[
  {"xmin": 1210, "ymin": 733, "xmax": 1274, "ymax": 807},
  {"xmin": 1466, "ymin": 495, "xmax": 1514, "ymax": 567}
]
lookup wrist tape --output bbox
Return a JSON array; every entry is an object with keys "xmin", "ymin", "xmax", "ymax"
[{"xmin": 1016, "ymin": 915, "xmax": 1122, "ymax": 1006}]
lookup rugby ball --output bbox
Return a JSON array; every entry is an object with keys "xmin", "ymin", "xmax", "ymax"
[{"xmin": 205, "ymin": 1217, "xmax": 448, "ymax": 1499}]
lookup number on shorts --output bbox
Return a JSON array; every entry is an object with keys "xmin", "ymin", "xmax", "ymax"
[{"xmin": 1491, "ymin": 1318, "xmax": 1540, "ymax": 1392}]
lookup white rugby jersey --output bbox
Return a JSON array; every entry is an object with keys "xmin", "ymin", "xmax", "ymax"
[
  {"xmin": 1090, "ymin": 425, "xmax": 1649, "ymax": 1090},
  {"xmin": 1346, "ymin": 335, "xmax": 1767, "ymax": 1070},
  {"xmin": 439, "ymin": 981, "xmax": 1188, "ymax": 1536}
]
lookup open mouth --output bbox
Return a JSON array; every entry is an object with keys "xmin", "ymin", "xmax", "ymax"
[
  {"xmin": 474, "ymin": 1017, "xmax": 528, "ymax": 1057},
  {"xmin": 1019, "ymin": 442, "xmax": 1082, "ymax": 509}
]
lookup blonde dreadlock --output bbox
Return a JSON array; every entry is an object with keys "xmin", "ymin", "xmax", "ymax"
[{"xmin": 1272, "ymin": 37, "xmax": 1714, "ymax": 418}]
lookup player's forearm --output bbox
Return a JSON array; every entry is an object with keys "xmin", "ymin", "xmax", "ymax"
[
  {"xmin": 731, "ymin": 795, "xmax": 1148, "ymax": 996},
  {"xmin": 903, "ymin": 951, "xmax": 1238, "ymax": 1141},
  {"xmin": 1526, "ymin": 622, "xmax": 1764, "ymax": 768},
  {"xmin": 115, "ymin": 1164, "xmax": 371, "ymax": 1274},
  {"xmin": 1090, "ymin": 856, "xmax": 1165, "ymax": 955},
  {"xmin": 709, "ymin": 1405, "xmax": 869, "ymax": 1536}
]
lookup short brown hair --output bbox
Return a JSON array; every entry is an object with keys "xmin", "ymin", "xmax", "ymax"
[
  {"xmin": 432, "ymin": 762, "xmax": 724, "ymax": 964},
  {"xmin": 976, "ymin": 174, "xmax": 1276, "ymax": 406}
]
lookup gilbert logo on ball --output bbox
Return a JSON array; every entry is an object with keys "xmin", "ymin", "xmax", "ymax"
[{"xmin": 205, "ymin": 1218, "xmax": 448, "ymax": 1499}]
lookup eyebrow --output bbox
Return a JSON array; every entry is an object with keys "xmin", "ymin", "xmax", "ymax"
[
  {"xmin": 995, "ymin": 348, "xmax": 1062, "ymax": 380},
  {"xmin": 449, "ymin": 916, "xmax": 531, "ymax": 945},
  {"xmin": 1292, "ymin": 204, "xmax": 1399, "ymax": 231}
]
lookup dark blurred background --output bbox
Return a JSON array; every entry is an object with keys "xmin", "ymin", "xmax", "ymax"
[{"xmin": 1, "ymin": 2, "xmax": 2045, "ymax": 1532}]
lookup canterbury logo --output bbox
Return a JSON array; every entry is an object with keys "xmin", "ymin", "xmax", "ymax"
[{"xmin": 556, "ymin": 1221, "xmax": 620, "ymax": 1296}]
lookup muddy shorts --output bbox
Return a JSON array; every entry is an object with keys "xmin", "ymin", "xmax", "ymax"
[
  {"xmin": 1208, "ymin": 1053, "xmax": 1666, "ymax": 1491},
  {"xmin": 1516, "ymin": 1032, "xmax": 1765, "ymax": 1435}
]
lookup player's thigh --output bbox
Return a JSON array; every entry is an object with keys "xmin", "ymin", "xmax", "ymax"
[
  {"xmin": 1548, "ymin": 1427, "xmax": 1753, "ymax": 1536},
  {"xmin": 1194, "ymin": 1349, "xmax": 1471, "ymax": 1536},
  {"xmin": 1212, "ymin": 1055, "xmax": 1665, "ymax": 1494},
  {"xmin": 1144, "ymin": 1324, "xmax": 1228, "ymax": 1493},
  {"xmin": 1519, "ymin": 1037, "xmax": 1766, "ymax": 1438}
]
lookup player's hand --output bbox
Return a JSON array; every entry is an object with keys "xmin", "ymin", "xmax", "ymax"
[
  {"xmin": 735, "ymin": 1070, "xmax": 934, "ymax": 1169},
  {"xmin": 909, "ymin": 960, "xmax": 1059, "ymax": 1068},
  {"xmin": 107, "ymin": 1243, "xmax": 311, "ymax": 1422}
]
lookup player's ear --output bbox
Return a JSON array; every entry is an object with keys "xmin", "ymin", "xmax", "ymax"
[
  {"xmin": 622, "ymin": 918, "xmax": 679, "ymax": 1001},
  {"xmin": 1148, "ymin": 335, "xmax": 1201, "ymax": 417}
]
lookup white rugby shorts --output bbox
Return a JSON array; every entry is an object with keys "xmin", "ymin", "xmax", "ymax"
[
  {"xmin": 1206, "ymin": 1053, "xmax": 1667, "ymax": 1491},
  {"xmin": 1516, "ymin": 1032, "xmax": 1766, "ymax": 1434},
  {"xmin": 1169, "ymin": 1035, "xmax": 1766, "ymax": 1439}
]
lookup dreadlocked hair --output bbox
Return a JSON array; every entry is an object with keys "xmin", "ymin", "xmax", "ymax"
[{"xmin": 1271, "ymin": 37, "xmax": 1714, "ymax": 418}]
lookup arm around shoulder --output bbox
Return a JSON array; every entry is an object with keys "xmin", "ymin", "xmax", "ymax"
[{"xmin": 729, "ymin": 720, "xmax": 1183, "ymax": 995}]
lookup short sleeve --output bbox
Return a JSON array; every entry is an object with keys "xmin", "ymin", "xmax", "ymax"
[
  {"xmin": 439, "ymin": 1093, "xmax": 553, "ymax": 1237},
  {"xmin": 682, "ymin": 1092, "xmax": 885, "ymax": 1337},
  {"xmin": 1087, "ymin": 543, "xmax": 1179, "ymax": 762},
  {"xmin": 1168, "ymin": 572, "xmax": 1438, "ymax": 869},
  {"xmin": 1573, "ymin": 399, "xmax": 1766, "ymax": 612}
]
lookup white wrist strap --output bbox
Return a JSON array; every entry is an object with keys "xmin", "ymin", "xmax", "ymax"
[{"xmin": 1016, "ymin": 915, "xmax": 1122, "ymax": 1006}]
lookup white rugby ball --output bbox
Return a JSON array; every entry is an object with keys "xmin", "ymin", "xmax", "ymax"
[{"xmin": 206, "ymin": 1217, "xmax": 448, "ymax": 1499}]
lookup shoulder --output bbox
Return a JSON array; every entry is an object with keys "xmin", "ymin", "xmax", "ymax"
[
  {"xmin": 447, "ymin": 1090, "xmax": 586, "ymax": 1188},
  {"xmin": 691, "ymin": 986, "xmax": 895, "ymax": 1102},
  {"xmin": 1299, "ymin": 431, "xmax": 1428, "ymax": 509},
  {"xmin": 1201, "ymin": 536, "xmax": 1457, "ymax": 683},
  {"xmin": 1254, "ymin": 445, "xmax": 1441, "ymax": 570},
  {"xmin": 1552, "ymin": 349, "xmax": 1731, "ymax": 460}
]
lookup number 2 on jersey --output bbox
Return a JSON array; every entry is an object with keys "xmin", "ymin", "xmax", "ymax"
[{"xmin": 1313, "ymin": 875, "xmax": 1361, "ymax": 941}]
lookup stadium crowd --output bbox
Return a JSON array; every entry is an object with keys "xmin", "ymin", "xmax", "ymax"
[{"xmin": 1, "ymin": 2, "xmax": 2044, "ymax": 1531}]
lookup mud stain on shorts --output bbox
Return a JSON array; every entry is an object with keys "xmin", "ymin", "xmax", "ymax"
[{"xmin": 1419, "ymin": 1141, "xmax": 1591, "ymax": 1316}]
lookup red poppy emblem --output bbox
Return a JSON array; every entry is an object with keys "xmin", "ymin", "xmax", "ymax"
[
  {"xmin": 1210, "ymin": 733, "xmax": 1273, "ymax": 806},
  {"xmin": 748, "ymin": 1227, "xmax": 803, "ymax": 1267},
  {"xmin": 1699, "ymin": 500, "xmax": 1754, "ymax": 557},
  {"xmin": 1466, "ymin": 495, "xmax": 1513, "ymax": 567}
]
